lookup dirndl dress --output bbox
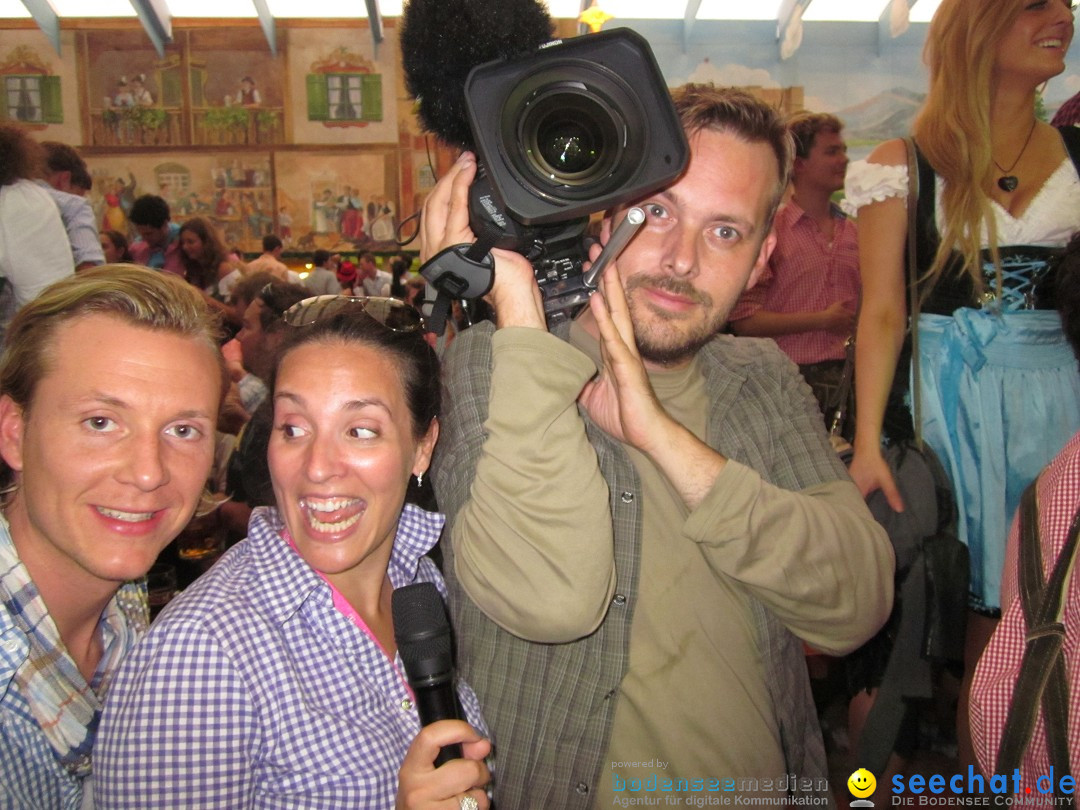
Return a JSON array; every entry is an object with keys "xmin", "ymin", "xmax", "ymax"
[
  {"xmin": 916, "ymin": 305, "xmax": 1080, "ymax": 612},
  {"xmin": 844, "ymin": 148, "xmax": 1080, "ymax": 615}
]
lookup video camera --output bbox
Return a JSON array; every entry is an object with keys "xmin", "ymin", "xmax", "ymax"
[{"xmin": 419, "ymin": 28, "xmax": 690, "ymax": 327}]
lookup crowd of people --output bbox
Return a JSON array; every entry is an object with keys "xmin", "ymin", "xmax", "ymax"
[{"xmin": 0, "ymin": 0, "xmax": 1078, "ymax": 807}]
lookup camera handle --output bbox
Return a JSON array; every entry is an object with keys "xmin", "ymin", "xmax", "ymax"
[{"xmin": 419, "ymin": 240, "xmax": 496, "ymax": 336}]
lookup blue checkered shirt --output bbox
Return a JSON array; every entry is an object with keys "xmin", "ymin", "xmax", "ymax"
[
  {"xmin": 39, "ymin": 181, "xmax": 106, "ymax": 268},
  {"xmin": 0, "ymin": 520, "xmax": 145, "ymax": 810},
  {"xmin": 95, "ymin": 504, "xmax": 486, "ymax": 809}
]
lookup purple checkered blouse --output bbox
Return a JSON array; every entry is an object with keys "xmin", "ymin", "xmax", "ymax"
[{"xmin": 95, "ymin": 505, "xmax": 487, "ymax": 809}]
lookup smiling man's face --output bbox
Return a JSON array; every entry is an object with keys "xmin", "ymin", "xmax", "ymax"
[{"xmin": 606, "ymin": 128, "xmax": 778, "ymax": 369}]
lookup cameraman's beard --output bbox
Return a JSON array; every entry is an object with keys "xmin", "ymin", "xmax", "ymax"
[{"xmin": 623, "ymin": 275, "xmax": 725, "ymax": 367}]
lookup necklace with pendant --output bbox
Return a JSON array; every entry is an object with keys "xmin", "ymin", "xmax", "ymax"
[{"xmin": 993, "ymin": 120, "xmax": 1037, "ymax": 193}]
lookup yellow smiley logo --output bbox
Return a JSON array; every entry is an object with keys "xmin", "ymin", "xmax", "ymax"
[{"xmin": 848, "ymin": 768, "xmax": 876, "ymax": 799}]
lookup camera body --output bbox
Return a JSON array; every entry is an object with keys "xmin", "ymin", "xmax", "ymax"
[{"xmin": 461, "ymin": 28, "xmax": 689, "ymax": 323}]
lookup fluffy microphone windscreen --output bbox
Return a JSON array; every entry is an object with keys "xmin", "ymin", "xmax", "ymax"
[{"xmin": 399, "ymin": 0, "xmax": 554, "ymax": 148}]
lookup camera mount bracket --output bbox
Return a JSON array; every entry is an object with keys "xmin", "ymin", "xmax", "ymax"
[{"xmin": 419, "ymin": 241, "xmax": 495, "ymax": 336}]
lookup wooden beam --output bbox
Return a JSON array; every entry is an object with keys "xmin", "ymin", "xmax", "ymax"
[
  {"xmin": 776, "ymin": 0, "xmax": 812, "ymax": 60},
  {"xmin": 128, "ymin": 0, "xmax": 172, "ymax": 57},
  {"xmin": 878, "ymin": 0, "xmax": 918, "ymax": 51},
  {"xmin": 251, "ymin": 0, "xmax": 277, "ymax": 54},
  {"xmin": 364, "ymin": 0, "xmax": 383, "ymax": 46},
  {"xmin": 681, "ymin": 0, "xmax": 701, "ymax": 53},
  {"xmin": 20, "ymin": 0, "xmax": 61, "ymax": 54}
]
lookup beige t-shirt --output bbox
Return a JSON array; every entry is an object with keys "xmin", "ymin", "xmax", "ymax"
[{"xmin": 568, "ymin": 324, "xmax": 786, "ymax": 803}]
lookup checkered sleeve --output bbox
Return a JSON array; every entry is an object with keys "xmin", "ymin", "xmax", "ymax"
[
  {"xmin": 728, "ymin": 261, "xmax": 772, "ymax": 321},
  {"xmin": 95, "ymin": 617, "xmax": 258, "ymax": 808},
  {"xmin": 969, "ymin": 431, "xmax": 1080, "ymax": 784}
]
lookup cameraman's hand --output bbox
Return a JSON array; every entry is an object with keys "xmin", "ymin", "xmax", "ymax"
[
  {"xmin": 579, "ymin": 237, "xmax": 728, "ymax": 510},
  {"xmin": 420, "ymin": 151, "xmax": 545, "ymax": 330},
  {"xmin": 578, "ymin": 242, "xmax": 671, "ymax": 455},
  {"xmin": 420, "ymin": 152, "xmax": 479, "ymax": 264},
  {"xmin": 395, "ymin": 720, "xmax": 491, "ymax": 810}
]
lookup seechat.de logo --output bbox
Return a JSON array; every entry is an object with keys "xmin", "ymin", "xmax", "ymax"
[{"xmin": 849, "ymin": 768, "xmax": 877, "ymax": 808}]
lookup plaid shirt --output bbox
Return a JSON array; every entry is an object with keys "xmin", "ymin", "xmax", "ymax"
[
  {"xmin": 432, "ymin": 321, "xmax": 880, "ymax": 808},
  {"xmin": 970, "ymin": 430, "xmax": 1080, "ymax": 785},
  {"xmin": 96, "ymin": 504, "xmax": 486, "ymax": 809},
  {"xmin": 0, "ymin": 517, "xmax": 146, "ymax": 810},
  {"xmin": 1052, "ymin": 91, "xmax": 1080, "ymax": 127},
  {"xmin": 729, "ymin": 201, "xmax": 859, "ymax": 364}
]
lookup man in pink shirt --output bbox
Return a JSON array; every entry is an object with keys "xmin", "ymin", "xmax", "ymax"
[
  {"xmin": 128, "ymin": 195, "xmax": 185, "ymax": 277},
  {"xmin": 729, "ymin": 112, "xmax": 860, "ymax": 435}
]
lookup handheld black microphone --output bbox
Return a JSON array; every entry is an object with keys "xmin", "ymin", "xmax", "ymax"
[{"xmin": 392, "ymin": 582, "xmax": 464, "ymax": 766}]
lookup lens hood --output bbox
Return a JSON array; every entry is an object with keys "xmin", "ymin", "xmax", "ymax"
[{"xmin": 464, "ymin": 28, "xmax": 688, "ymax": 226}]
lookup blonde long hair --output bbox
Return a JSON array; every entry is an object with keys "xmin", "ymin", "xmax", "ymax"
[{"xmin": 912, "ymin": 0, "xmax": 1025, "ymax": 297}]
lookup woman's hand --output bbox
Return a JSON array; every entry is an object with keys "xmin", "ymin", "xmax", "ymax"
[
  {"xmin": 849, "ymin": 445, "xmax": 905, "ymax": 512},
  {"xmin": 396, "ymin": 720, "xmax": 492, "ymax": 810}
]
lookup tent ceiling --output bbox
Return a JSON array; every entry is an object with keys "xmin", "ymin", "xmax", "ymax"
[
  {"xmin": 0, "ymin": 0, "xmax": 943, "ymax": 24},
  {"xmin": 1, "ymin": 0, "xmax": 944, "ymax": 58}
]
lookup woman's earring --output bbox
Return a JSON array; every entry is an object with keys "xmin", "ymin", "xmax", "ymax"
[{"xmin": 415, "ymin": 472, "xmax": 424, "ymax": 488}]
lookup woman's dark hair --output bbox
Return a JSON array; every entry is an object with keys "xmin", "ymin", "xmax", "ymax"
[
  {"xmin": 1056, "ymin": 232, "xmax": 1080, "ymax": 366},
  {"xmin": 179, "ymin": 216, "xmax": 230, "ymax": 290},
  {"xmin": 0, "ymin": 124, "xmax": 45, "ymax": 186},
  {"xmin": 102, "ymin": 229, "xmax": 133, "ymax": 262},
  {"xmin": 271, "ymin": 312, "xmax": 439, "ymax": 440}
]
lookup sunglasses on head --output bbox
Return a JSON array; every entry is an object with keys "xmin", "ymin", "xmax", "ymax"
[{"xmin": 282, "ymin": 295, "xmax": 426, "ymax": 333}]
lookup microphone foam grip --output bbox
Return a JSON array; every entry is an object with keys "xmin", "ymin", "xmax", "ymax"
[{"xmin": 392, "ymin": 582, "xmax": 454, "ymax": 681}]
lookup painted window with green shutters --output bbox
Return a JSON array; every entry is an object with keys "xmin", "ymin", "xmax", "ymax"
[
  {"xmin": 160, "ymin": 64, "xmax": 183, "ymax": 108},
  {"xmin": 2, "ymin": 75, "xmax": 61, "ymax": 123},
  {"xmin": 306, "ymin": 73, "xmax": 381, "ymax": 122}
]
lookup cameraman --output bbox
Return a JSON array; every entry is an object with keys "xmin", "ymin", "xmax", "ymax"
[{"xmin": 424, "ymin": 84, "xmax": 893, "ymax": 808}]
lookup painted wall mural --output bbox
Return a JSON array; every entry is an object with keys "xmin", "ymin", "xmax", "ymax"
[
  {"xmin": 274, "ymin": 149, "xmax": 399, "ymax": 253},
  {"xmin": 83, "ymin": 28, "xmax": 286, "ymax": 149},
  {"xmin": 84, "ymin": 151, "xmax": 274, "ymax": 253},
  {"xmin": 634, "ymin": 18, "xmax": 1078, "ymax": 159},
  {"xmin": 1, "ymin": 17, "xmax": 1077, "ymax": 252},
  {"xmin": 0, "ymin": 30, "xmax": 80, "ymax": 142},
  {"xmin": 83, "ymin": 148, "xmax": 400, "ymax": 255},
  {"xmin": 285, "ymin": 27, "xmax": 399, "ymax": 146},
  {"xmin": 1, "ymin": 44, "xmax": 61, "ymax": 124},
  {"xmin": 305, "ymin": 46, "xmax": 382, "ymax": 129}
]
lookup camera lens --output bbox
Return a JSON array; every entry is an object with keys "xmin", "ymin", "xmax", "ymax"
[
  {"xmin": 536, "ymin": 116, "xmax": 602, "ymax": 176},
  {"xmin": 516, "ymin": 83, "xmax": 623, "ymax": 191},
  {"xmin": 482, "ymin": 52, "xmax": 664, "ymax": 218}
]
